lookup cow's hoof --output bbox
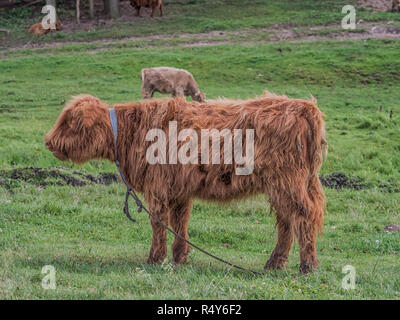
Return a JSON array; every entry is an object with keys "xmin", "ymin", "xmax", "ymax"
[
  {"xmin": 172, "ymin": 254, "xmax": 189, "ymax": 265},
  {"xmin": 299, "ymin": 261, "xmax": 317, "ymax": 274},
  {"xmin": 147, "ymin": 255, "xmax": 165, "ymax": 264},
  {"xmin": 264, "ymin": 256, "xmax": 287, "ymax": 270}
]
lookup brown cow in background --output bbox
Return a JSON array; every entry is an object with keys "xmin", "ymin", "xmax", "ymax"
[
  {"xmin": 130, "ymin": 0, "xmax": 163, "ymax": 17},
  {"xmin": 29, "ymin": 21, "xmax": 62, "ymax": 35}
]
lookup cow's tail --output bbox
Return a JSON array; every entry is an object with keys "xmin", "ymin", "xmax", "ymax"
[
  {"xmin": 299, "ymin": 98, "xmax": 327, "ymax": 233},
  {"xmin": 301, "ymin": 98, "xmax": 327, "ymax": 176}
]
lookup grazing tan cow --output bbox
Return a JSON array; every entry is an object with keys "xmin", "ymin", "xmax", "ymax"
[
  {"xmin": 130, "ymin": 0, "xmax": 163, "ymax": 17},
  {"xmin": 141, "ymin": 67, "xmax": 206, "ymax": 102}
]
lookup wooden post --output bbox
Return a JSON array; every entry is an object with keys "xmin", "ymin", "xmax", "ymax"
[
  {"xmin": 76, "ymin": 0, "xmax": 80, "ymax": 24},
  {"xmin": 89, "ymin": 0, "xmax": 95, "ymax": 20}
]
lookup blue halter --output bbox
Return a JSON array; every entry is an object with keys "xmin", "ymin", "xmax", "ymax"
[{"xmin": 109, "ymin": 108, "xmax": 139, "ymax": 222}]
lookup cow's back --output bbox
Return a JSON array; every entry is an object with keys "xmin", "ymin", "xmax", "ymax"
[{"xmin": 142, "ymin": 67, "xmax": 192, "ymax": 93}]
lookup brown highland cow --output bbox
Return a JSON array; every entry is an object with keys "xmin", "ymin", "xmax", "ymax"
[
  {"xmin": 45, "ymin": 93, "xmax": 327, "ymax": 273},
  {"xmin": 130, "ymin": 0, "xmax": 163, "ymax": 17},
  {"xmin": 28, "ymin": 21, "xmax": 62, "ymax": 35}
]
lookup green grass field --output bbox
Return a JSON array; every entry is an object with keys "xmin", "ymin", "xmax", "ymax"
[{"xmin": 0, "ymin": 0, "xmax": 399, "ymax": 299}]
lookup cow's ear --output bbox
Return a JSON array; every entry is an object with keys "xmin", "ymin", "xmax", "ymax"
[
  {"xmin": 70, "ymin": 105, "xmax": 96, "ymax": 130},
  {"xmin": 81, "ymin": 106, "xmax": 97, "ymax": 127}
]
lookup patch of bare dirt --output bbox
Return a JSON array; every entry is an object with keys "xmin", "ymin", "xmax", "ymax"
[
  {"xmin": 0, "ymin": 167, "xmax": 119, "ymax": 189},
  {"xmin": 319, "ymin": 172, "xmax": 366, "ymax": 190},
  {"xmin": 3, "ymin": 21, "xmax": 400, "ymax": 55},
  {"xmin": 0, "ymin": 167, "xmax": 398, "ymax": 194},
  {"xmin": 356, "ymin": 0, "xmax": 394, "ymax": 11},
  {"xmin": 181, "ymin": 40, "xmax": 230, "ymax": 47},
  {"xmin": 319, "ymin": 172, "xmax": 400, "ymax": 192},
  {"xmin": 384, "ymin": 224, "xmax": 400, "ymax": 233},
  {"xmin": 268, "ymin": 21, "xmax": 400, "ymax": 42}
]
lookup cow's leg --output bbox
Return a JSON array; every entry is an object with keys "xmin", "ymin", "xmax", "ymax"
[
  {"xmin": 169, "ymin": 200, "xmax": 192, "ymax": 264},
  {"xmin": 174, "ymin": 88, "xmax": 184, "ymax": 98},
  {"xmin": 265, "ymin": 213, "xmax": 293, "ymax": 270},
  {"xmin": 295, "ymin": 215, "xmax": 318, "ymax": 274},
  {"xmin": 296, "ymin": 174, "xmax": 324, "ymax": 273},
  {"xmin": 146, "ymin": 199, "xmax": 169, "ymax": 264},
  {"xmin": 141, "ymin": 83, "xmax": 154, "ymax": 99},
  {"xmin": 159, "ymin": 3, "xmax": 164, "ymax": 16},
  {"xmin": 135, "ymin": 6, "xmax": 141, "ymax": 16},
  {"xmin": 142, "ymin": 91, "xmax": 153, "ymax": 99},
  {"xmin": 265, "ymin": 173, "xmax": 324, "ymax": 273},
  {"xmin": 151, "ymin": 6, "xmax": 155, "ymax": 18}
]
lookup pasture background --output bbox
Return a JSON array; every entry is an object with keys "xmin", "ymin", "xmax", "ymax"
[{"xmin": 0, "ymin": 0, "xmax": 399, "ymax": 299}]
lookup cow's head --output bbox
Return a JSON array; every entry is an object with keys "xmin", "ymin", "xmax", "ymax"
[{"xmin": 45, "ymin": 95, "xmax": 112, "ymax": 164}]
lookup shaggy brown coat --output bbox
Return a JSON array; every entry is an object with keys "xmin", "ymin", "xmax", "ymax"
[
  {"xmin": 45, "ymin": 93, "xmax": 327, "ymax": 273},
  {"xmin": 141, "ymin": 67, "xmax": 206, "ymax": 102},
  {"xmin": 28, "ymin": 21, "xmax": 62, "ymax": 35},
  {"xmin": 130, "ymin": 0, "xmax": 163, "ymax": 17}
]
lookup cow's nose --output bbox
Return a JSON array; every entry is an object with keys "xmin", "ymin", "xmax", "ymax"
[{"xmin": 45, "ymin": 141, "xmax": 52, "ymax": 150}]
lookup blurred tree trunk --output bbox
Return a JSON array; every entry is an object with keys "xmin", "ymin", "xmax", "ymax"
[
  {"xmin": 76, "ymin": 0, "xmax": 80, "ymax": 24},
  {"xmin": 46, "ymin": 0, "xmax": 56, "ymax": 7},
  {"xmin": 89, "ymin": 0, "xmax": 95, "ymax": 20},
  {"xmin": 107, "ymin": 0, "xmax": 120, "ymax": 18},
  {"xmin": 103, "ymin": 0, "xmax": 110, "ymax": 13}
]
